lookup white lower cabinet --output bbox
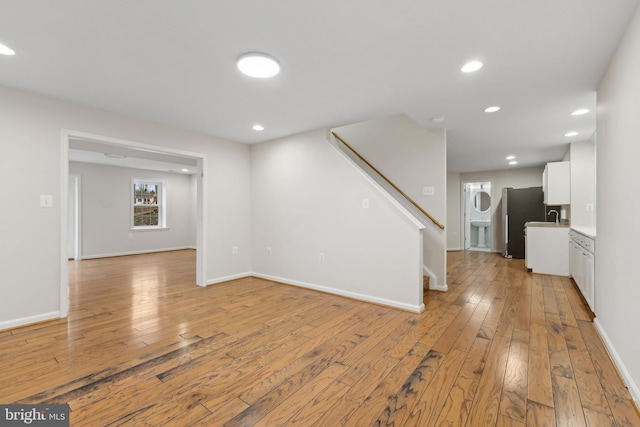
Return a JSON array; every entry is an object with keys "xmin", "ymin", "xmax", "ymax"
[
  {"xmin": 569, "ymin": 229, "xmax": 595, "ymax": 312},
  {"xmin": 525, "ymin": 225, "xmax": 570, "ymax": 276}
]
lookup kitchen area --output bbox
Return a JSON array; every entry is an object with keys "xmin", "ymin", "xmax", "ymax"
[{"xmin": 522, "ymin": 140, "xmax": 597, "ymax": 313}]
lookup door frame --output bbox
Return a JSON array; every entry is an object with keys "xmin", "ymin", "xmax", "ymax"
[
  {"xmin": 59, "ymin": 129, "xmax": 208, "ymax": 318},
  {"xmin": 68, "ymin": 174, "xmax": 81, "ymax": 260},
  {"xmin": 461, "ymin": 180, "xmax": 492, "ymax": 251}
]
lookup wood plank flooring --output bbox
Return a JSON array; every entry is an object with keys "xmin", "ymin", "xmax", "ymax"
[{"xmin": 1, "ymin": 249, "xmax": 638, "ymax": 426}]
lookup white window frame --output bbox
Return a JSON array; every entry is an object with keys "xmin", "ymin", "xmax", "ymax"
[{"xmin": 131, "ymin": 178, "xmax": 167, "ymax": 230}]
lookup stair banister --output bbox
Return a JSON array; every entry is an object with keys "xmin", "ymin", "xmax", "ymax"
[{"xmin": 332, "ymin": 131, "xmax": 445, "ymax": 230}]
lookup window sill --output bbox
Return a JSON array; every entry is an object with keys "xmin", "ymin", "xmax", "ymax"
[{"xmin": 130, "ymin": 227, "xmax": 170, "ymax": 232}]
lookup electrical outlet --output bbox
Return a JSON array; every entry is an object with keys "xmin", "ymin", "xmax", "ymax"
[
  {"xmin": 586, "ymin": 203, "xmax": 594, "ymax": 212},
  {"xmin": 362, "ymin": 198, "xmax": 369, "ymax": 209},
  {"xmin": 319, "ymin": 252, "xmax": 325, "ymax": 262},
  {"xmin": 267, "ymin": 247, "xmax": 272, "ymax": 256},
  {"xmin": 232, "ymin": 246, "xmax": 238, "ymax": 255}
]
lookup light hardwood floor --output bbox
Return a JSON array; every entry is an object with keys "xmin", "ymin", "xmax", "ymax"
[{"xmin": 1, "ymin": 249, "xmax": 638, "ymax": 426}]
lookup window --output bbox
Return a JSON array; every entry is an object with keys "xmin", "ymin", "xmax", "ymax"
[{"xmin": 132, "ymin": 179, "xmax": 166, "ymax": 229}]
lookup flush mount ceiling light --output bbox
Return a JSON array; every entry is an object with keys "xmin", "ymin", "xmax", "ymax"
[
  {"xmin": 104, "ymin": 153, "xmax": 126, "ymax": 159},
  {"xmin": 0, "ymin": 43, "xmax": 15, "ymax": 56},
  {"xmin": 237, "ymin": 53, "xmax": 280, "ymax": 78},
  {"xmin": 506, "ymin": 155, "xmax": 516, "ymax": 160},
  {"xmin": 565, "ymin": 131, "xmax": 579, "ymax": 137},
  {"xmin": 484, "ymin": 106, "xmax": 501, "ymax": 113},
  {"xmin": 181, "ymin": 168, "xmax": 189, "ymax": 172},
  {"xmin": 430, "ymin": 116, "xmax": 445, "ymax": 123},
  {"xmin": 252, "ymin": 124, "xmax": 265, "ymax": 131},
  {"xmin": 509, "ymin": 161, "xmax": 518, "ymax": 165},
  {"xmin": 461, "ymin": 60, "xmax": 483, "ymax": 73},
  {"xmin": 571, "ymin": 108, "xmax": 590, "ymax": 116}
]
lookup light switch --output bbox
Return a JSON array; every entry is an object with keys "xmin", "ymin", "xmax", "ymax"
[
  {"xmin": 362, "ymin": 199, "xmax": 369, "ymax": 209},
  {"xmin": 40, "ymin": 195, "xmax": 53, "ymax": 208},
  {"xmin": 423, "ymin": 186, "xmax": 435, "ymax": 196}
]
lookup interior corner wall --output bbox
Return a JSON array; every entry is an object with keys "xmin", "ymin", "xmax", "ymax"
[
  {"xmin": 595, "ymin": 3, "xmax": 640, "ymax": 404},
  {"xmin": 446, "ymin": 172, "xmax": 461, "ymax": 250},
  {"xmin": 458, "ymin": 166, "xmax": 544, "ymax": 252},
  {"xmin": 69, "ymin": 162, "xmax": 196, "ymax": 258},
  {"xmin": 0, "ymin": 85, "xmax": 251, "ymax": 329},
  {"xmin": 250, "ymin": 129, "xmax": 424, "ymax": 311}
]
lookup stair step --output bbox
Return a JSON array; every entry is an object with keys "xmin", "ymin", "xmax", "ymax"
[{"xmin": 423, "ymin": 275, "xmax": 430, "ymax": 290}]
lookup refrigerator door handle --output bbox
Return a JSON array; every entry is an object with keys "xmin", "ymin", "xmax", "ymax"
[{"xmin": 504, "ymin": 214, "xmax": 509, "ymax": 244}]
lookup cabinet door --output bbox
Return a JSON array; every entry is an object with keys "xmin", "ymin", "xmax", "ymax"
[
  {"xmin": 569, "ymin": 241, "xmax": 576, "ymax": 277},
  {"xmin": 584, "ymin": 251, "xmax": 595, "ymax": 311},
  {"xmin": 574, "ymin": 244, "xmax": 585, "ymax": 293},
  {"xmin": 544, "ymin": 161, "xmax": 570, "ymax": 205}
]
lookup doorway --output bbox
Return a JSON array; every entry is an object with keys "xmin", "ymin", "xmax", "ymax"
[
  {"xmin": 60, "ymin": 130, "xmax": 208, "ymax": 318},
  {"xmin": 463, "ymin": 181, "xmax": 492, "ymax": 252}
]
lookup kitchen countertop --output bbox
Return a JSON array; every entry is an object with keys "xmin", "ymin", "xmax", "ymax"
[
  {"xmin": 525, "ymin": 221, "xmax": 569, "ymax": 228},
  {"xmin": 571, "ymin": 226, "xmax": 596, "ymax": 239}
]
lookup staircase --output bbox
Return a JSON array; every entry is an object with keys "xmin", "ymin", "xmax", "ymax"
[{"xmin": 423, "ymin": 275, "xmax": 430, "ymax": 299}]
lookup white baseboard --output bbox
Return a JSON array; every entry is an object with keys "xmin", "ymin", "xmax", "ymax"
[
  {"xmin": 206, "ymin": 272, "xmax": 253, "ymax": 286},
  {"xmin": 0, "ymin": 311, "xmax": 61, "ymax": 332},
  {"xmin": 81, "ymin": 246, "xmax": 194, "ymax": 260},
  {"xmin": 594, "ymin": 318, "xmax": 640, "ymax": 406},
  {"xmin": 430, "ymin": 283, "xmax": 449, "ymax": 292},
  {"xmin": 447, "ymin": 247, "xmax": 462, "ymax": 251},
  {"xmin": 252, "ymin": 272, "xmax": 424, "ymax": 313}
]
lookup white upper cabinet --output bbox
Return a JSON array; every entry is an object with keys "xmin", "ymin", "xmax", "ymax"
[{"xmin": 543, "ymin": 161, "xmax": 571, "ymax": 205}]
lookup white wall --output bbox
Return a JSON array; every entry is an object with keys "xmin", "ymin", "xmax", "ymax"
[
  {"xmin": 595, "ymin": 4, "xmax": 640, "ymax": 404},
  {"xmin": 451, "ymin": 166, "xmax": 544, "ymax": 252},
  {"xmin": 0, "ymin": 85, "xmax": 251, "ymax": 329},
  {"xmin": 568, "ymin": 141, "xmax": 596, "ymax": 228},
  {"xmin": 251, "ymin": 129, "xmax": 425, "ymax": 312},
  {"xmin": 447, "ymin": 172, "xmax": 462, "ymax": 250},
  {"xmin": 69, "ymin": 162, "xmax": 196, "ymax": 258},
  {"xmin": 332, "ymin": 115, "xmax": 447, "ymax": 290}
]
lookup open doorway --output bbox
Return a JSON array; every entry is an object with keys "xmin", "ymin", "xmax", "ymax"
[
  {"xmin": 463, "ymin": 181, "xmax": 492, "ymax": 252},
  {"xmin": 60, "ymin": 130, "xmax": 207, "ymax": 318}
]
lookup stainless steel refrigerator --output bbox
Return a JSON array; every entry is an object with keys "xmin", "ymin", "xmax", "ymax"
[{"xmin": 502, "ymin": 187, "xmax": 546, "ymax": 259}]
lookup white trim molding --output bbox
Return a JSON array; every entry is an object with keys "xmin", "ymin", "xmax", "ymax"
[
  {"xmin": 594, "ymin": 318, "xmax": 640, "ymax": 407},
  {"xmin": 252, "ymin": 272, "xmax": 425, "ymax": 313},
  {"xmin": 0, "ymin": 312, "xmax": 61, "ymax": 332},
  {"xmin": 207, "ymin": 272, "xmax": 253, "ymax": 286},
  {"xmin": 81, "ymin": 246, "xmax": 195, "ymax": 260}
]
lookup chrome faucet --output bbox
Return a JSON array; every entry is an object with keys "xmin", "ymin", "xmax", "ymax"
[{"xmin": 548, "ymin": 209, "xmax": 559, "ymax": 224}]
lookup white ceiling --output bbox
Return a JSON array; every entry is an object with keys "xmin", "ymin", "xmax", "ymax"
[{"xmin": 1, "ymin": 1, "xmax": 637, "ymax": 172}]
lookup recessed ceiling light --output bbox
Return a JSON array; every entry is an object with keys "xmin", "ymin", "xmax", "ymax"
[
  {"xmin": 430, "ymin": 116, "xmax": 445, "ymax": 123},
  {"xmin": 571, "ymin": 108, "xmax": 589, "ymax": 116},
  {"xmin": 565, "ymin": 131, "xmax": 579, "ymax": 137},
  {"xmin": 509, "ymin": 161, "xmax": 518, "ymax": 165},
  {"xmin": 237, "ymin": 53, "xmax": 280, "ymax": 78},
  {"xmin": 461, "ymin": 61, "xmax": 483, "ymax": 73},
  {"xmin": 104, "ymin": 153, "xmax": 126, "ymax": 159},
  {"xmin": 252, "ymin": 124, "xmax": 265, "ymax": 131},
  {"xmin": 484, "ymin": 106, "xmax": 501, "ymax": 113},
  {"xmin": 0, "ymin": 43, "xmax": 15, "ymax": 56},
  {"xmin": 506, "ymin": 155, "xmax": 516, "ymax": 160}
]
